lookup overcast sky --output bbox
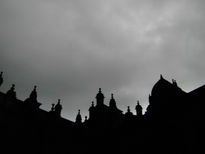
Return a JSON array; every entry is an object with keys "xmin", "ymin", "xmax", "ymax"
[{"xmin": 1, "ymin": 0, "xmax": 205, "ymax": 121}]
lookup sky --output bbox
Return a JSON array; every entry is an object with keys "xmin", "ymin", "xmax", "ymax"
[{"xmin": 1, "ymin": 0, "xmax": 205, "ymax": 121}]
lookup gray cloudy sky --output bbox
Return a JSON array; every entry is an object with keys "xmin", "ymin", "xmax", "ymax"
[{"xmin": 1, "ymin": 0, "xmax": 205, "ymax": 121}]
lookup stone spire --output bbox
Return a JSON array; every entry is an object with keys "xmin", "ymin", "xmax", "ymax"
[
  {"xmin": 109, "ymin": 93, "xmax": 117, "ymax": 109},
  {"xmin": 160, "ymin": 74, "xmax": 163, "ymax": 80},
  {"xmin": 29, "ymin": 85, "xmax": 37, "ymax": 102},
  {"xmin": 76, "ymin": 109, "xmax": 82, "ymax": 124}
]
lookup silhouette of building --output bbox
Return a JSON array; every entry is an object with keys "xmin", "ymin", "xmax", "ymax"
[
  {"xmin": 75, "ymin": 109, "xmax": 82, "ymax": 124},
  {"xmin": 87, "ymin": 89, "xmax": 123, "ymax": 134},
  {"xmin": 6, "ymin": 84, "xmax": 16, "ymax": 99},
  {"xmin": 135, "ymin": 100, "xmax": 142, "ymax": 116},
  {"xmin": 24, "ymin": 86, "xmax": 41, "ymax": 110},
  {"xmin": 0, "ymin": 72, "xmax": 204, "ymax": 154}
]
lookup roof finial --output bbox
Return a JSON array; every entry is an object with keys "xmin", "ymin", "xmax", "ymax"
[
  {"xmin": 99, "ymin": 88, "xmax": 101, "ymax": 93},
  {"xmin": 29, "ymin": 85, "xmax": 37, "ymax": 101},
  {"xmin": 160, "ymin": 74, "xmax": 163, "ymax": 79},
  {"xmin": 12, "ymin": 84, "xmax": 15, "ymax": 89},
  {"xmin": 111, "ymin": 93, "xmax": 114, "ymax": 99},
  {"xmin": 85, "ymin": 116, "xmax": 88, "ymax": 121},
  {"xmin": 127, "ymin": 106, "xmax": 130, "ymax": 112}
]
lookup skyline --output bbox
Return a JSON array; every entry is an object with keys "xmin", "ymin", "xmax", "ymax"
[
  {"xmin": 0, "ymin": 72, "xmax": 203, "ymax": 121},
  {"xmin": 1, "ymin": 0, "xmax": 205, "ymax": 121}
]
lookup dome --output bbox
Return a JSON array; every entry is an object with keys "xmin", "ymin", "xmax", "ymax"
[
  {"xmin": 96, "ymin": 88, "xmax": 105, "ymax": 99},
  {"xmin": 151, "ymin": 75, "xmax": 173, "ymax": 96}
]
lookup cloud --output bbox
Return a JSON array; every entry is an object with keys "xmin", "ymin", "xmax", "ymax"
[{"xmin": 1, "ymin": 0, "xmax": 205, "ymax": 120}]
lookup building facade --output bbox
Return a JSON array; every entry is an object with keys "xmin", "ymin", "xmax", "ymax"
[{"xmin": 0, "ymin": 73, "xmax": 204, "ymax": 154}]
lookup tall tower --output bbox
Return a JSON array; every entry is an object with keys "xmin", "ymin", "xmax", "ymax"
[{"xmin": 96, "ymin": 88, "xmax": 105, "ymax": 106}]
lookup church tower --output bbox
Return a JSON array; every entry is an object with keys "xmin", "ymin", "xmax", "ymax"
[{"xmin": 96, "ymin": 88, "xmax": 105, "ymax": 106}]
